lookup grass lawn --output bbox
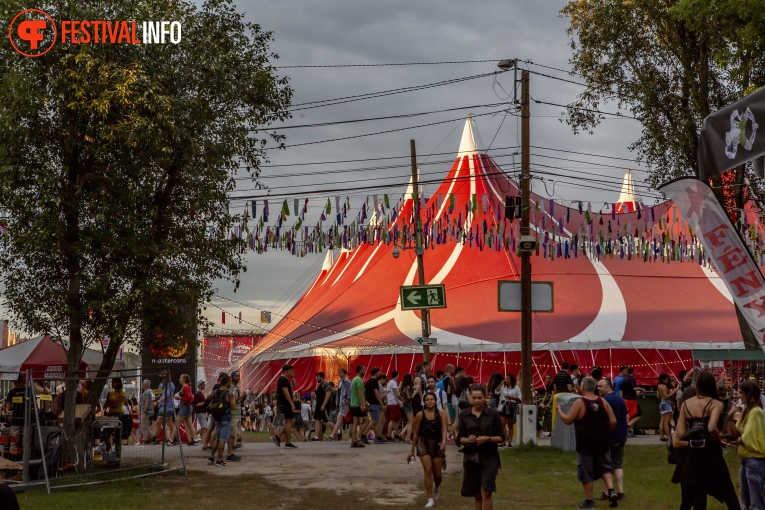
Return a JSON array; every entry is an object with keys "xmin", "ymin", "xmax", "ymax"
[{"xmin": 16, "ymin": 444, "xmax": 742, "ymax": 509}]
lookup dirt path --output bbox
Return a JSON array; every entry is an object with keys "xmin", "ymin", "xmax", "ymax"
[{"xmin": 175, "ymin": 440, "xmax": 461, "ymax": 506}]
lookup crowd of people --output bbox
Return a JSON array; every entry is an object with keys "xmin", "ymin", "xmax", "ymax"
[{"xmin": 4, "ymin": 361, "xmax": 765, "ymax": 510}]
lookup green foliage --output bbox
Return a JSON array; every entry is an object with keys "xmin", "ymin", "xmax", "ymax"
[
  {"xmin": 0, "ymin": 1, "xmax": 291, "ymax": 372},
  {"xmin": 561, "ymin": 0, "xmax": 765, "ymax": 190}
]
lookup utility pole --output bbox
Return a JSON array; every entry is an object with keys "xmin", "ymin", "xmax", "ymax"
[
  {"xmin": 520, "ymin": 69, "xmax": 532, "ymax": 406},
  {"xmin": 411, "ymin": 139, "xmax": 431, "ymax": 364}
]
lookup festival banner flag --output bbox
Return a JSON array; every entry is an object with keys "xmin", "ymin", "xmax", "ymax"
[
  {"xmin": 282, "ymin": 200, "xmax": 290, "ymax": 217},
  {"xmin": 260, "ymin": 311, "xmax": 271, "ymax": 324},
  {"xmin": 660, "ymin": 177, "xmax": 765, "ymax": 352},
  {"xmin": 698, "ymin": 86, "xmax": 765, "ymax": 181}
]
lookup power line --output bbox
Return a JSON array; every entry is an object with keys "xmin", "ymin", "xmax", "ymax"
[
  {"xmin": 275, "ymin": 59, "xmax": 503, "ymax": 69},
  {"xmin": 261, "ymin": 102, "xmax": 508, "ymax": 131},
  {"xmin": 289, "ymin": 71, "xmax": 501, "ymax": 111},
  {"xmin": 264, "ymin": 108, "xmax": 508, "ymax": 150}
]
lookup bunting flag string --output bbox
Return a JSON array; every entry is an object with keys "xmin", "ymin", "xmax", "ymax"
[{"xmin": 225, "ymin": 190, "xmax": 765, "ymax": 270}]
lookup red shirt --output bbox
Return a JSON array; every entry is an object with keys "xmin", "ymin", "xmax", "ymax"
[{"xmin": 180, "ymin": 384, "xmax": 194, "ymax": 404}]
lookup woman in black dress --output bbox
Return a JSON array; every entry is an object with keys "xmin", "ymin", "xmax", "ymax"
[
  {"xmin": 672, "ymin": 371, "xmax": 740, "ymax": 510},
  {"xmin": 408, "ymin": 392, "xmax": 449, "ymax": 508},
  {"xmin": 456, "ymin": 384, "xmax": 504, "ymax": 510}
]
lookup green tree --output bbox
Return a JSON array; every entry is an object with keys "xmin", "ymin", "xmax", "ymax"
[
  {"xmin": 562, "ymin": 0, "xmax": 765, "ymax": 348},
  {"xmin": 0, "ymin": 0, "xmax": 291, "ymax": 454}
]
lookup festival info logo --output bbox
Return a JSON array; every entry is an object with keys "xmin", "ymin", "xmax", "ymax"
[
  {"xmin": 8, "ymin": 9, "xmax": 182, "ymax": 57},
  {"xmin": 725, "ymin": 107, "xmax": 759, "ymax": 159},
  {"xmin": 9, "ymin": 9, "xmax": 57, "ymax": 57}
]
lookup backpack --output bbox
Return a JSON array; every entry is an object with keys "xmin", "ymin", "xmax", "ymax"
[
  {"xmin": 685, "ymin": 399, "xmax": 714, "ymax": 449},
  {"xmin": 208, "ymin": 389, "xmax": 230, "ymax": 421},
  {"xmin": 436, "ymin": 376, "xmax": 447, "ymax": 392}
]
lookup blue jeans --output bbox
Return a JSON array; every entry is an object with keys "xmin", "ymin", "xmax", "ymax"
[{"xmin": 740, "ymin": 457, "xmax": 765, "ymax": 510}]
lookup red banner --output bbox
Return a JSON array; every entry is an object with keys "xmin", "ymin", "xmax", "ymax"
[{"xmin": 201, "ymin": 336, "xmax": 256, "ymax": 383}]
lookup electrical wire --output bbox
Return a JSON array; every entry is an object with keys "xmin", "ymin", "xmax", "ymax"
[
  {"xmin": 276, "ymin": 59, "xmax": 504, "ymax": 69},
  {"xmin": 263, "ymin": 108, "xmax": 508, "ymax": 150},
  {"xmin": 261, "ymin": 103, "xmax": 507, "ymax": 131}
]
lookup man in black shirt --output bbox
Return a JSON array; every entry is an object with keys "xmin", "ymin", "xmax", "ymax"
[
  {"xmin": 554, "ymin": 361, "xmax": 574, "ymax": 394},
  {"xmin": 275, "ymin": 364, "xmax": 297, "ymax": 448},
  {"xmin": 363, "ymin": 367, "xmax": 384, "ymax": 444},
  {"xmin": 557, "ymin": 376, "xmax": 618, "ymax": 509},
  {"xmin": 313, "ymin": 372, "xmax": 332, "ymax": 441}
]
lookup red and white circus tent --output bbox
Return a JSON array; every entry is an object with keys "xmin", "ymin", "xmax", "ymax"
[{"xmin": 238, "ymin": 117, "xmax": 743, "ymax": 392}]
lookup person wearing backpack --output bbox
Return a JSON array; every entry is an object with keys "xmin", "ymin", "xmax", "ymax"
[
  {"xmin": 672, "ymin": 371, "xmax": 740, "ymax": 510},
  {"xmin": 207, "ymin": 373, "xmax": 236, "ymax": 467}
]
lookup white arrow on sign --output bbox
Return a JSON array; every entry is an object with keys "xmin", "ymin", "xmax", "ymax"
[{"xmin": 406, "ymin": 291, "xmax": 422, "ymax": 305}]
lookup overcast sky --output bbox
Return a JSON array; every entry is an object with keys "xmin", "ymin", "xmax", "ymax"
[
  {"xmin": 201, "ymin": 0, "xmax": 660, "ymax": 332},
  {"xmin": 1, "ymin": 1, "xmax": 657, "ymax": 339}
]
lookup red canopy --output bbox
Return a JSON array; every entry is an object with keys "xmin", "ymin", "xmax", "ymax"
[{"xmin": 0, "ymin": 335, "xmax": 87, "ymax": 380}]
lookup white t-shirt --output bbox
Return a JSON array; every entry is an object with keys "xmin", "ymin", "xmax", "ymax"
[
  {"xmin": 265, "ymin": 405, "xmax": 273, "ymax": 417},
  {"xmin": 386, "ymin": 380, "xmax": 399, "ymax": 406},
  {"xmin": 496, "ymin": 384, "xmax": 522, "ymax": 403},
  {"xmin": 301, "ymin": 403, "xmax": 311, "ymax": 422}
]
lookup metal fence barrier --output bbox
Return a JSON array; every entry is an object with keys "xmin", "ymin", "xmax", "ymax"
[{"xmin": 0, "ymin": 368, "xmax": 188, "ymax": 493}]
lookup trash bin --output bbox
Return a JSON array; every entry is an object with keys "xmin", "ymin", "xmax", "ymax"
[
  {"xmin": 92, "ymin": 417, "xmax": 122, "ymax": 466},
  {"xmin": 551, "ymin": 393, "xmax": 580, "ymax": 452}
]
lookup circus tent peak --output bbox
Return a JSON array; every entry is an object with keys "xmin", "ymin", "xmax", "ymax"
[
  {"xmin": 616, "ymin": 169, "xmax": 641, "ymax": 213},
  {"xmin": 458, "ymin": 114, "xmax": 485, "ymax": 157}
]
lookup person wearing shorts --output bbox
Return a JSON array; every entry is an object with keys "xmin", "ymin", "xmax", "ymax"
[
  {"xmin": 350, "ymin": 365, "xmax": 369, "ymax": 447},
  {"xmin": 274, "ymin": 364, "xmax": 297, "ymax": 448},
  {"xmin": 363, "ymin": 367, "xmax": 384, "ymax": 443},
  {"xmin": 598, "ymin": 377, "xmax": 628, "ymax": 502},
  {"xmin": 332, "ymin": 369, "xmax": 352, "ymax": 441},
  {"xmin": 207, "ymin": 373, "xmax": 235, "ymax": 467},
  {"xmin": 557, "ymin": 377, "xmax": 618, "ymax": 509},
  {"xmin": 155, "ymin": 380, "xmax": 176, "ymax": 445}
]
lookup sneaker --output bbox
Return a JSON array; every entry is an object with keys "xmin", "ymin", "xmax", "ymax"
[
  {"xmin": 226, "ymin": 454, "xmax": 241, "ymax": 462},
  {"xmin": 234, "ymin": 443, "xmax": 243, "ymax": 450},
  {"xmin": 187, "ymin": 442, "xmax": 196, "ymax": 447},
  {"xmin": 361, "ymin": 437, "xmax": 370, "ymax": 445},
  {"xmin": 541, "ymin": 431, "xmax": 551, "ymax": 437},
  {"xmin": 207, "ymin": 456, "xmax": 215, "ymax": 465},
  {"xmin": 351, "ymin": 441, "xmax": 362, "ymax": 448},
  {"xmin": 285, "ymin": 443, "xmax": 297, "ymax": 448},
  {"xmin": 595, "ymin": 492, "xmax": 609, "ymax": 501},
  {"xmin": 325, "ymin": 434, "xmax": 333, "ymax": 441},
  {"xmin": 425, "ymin": 499, "xmax": 435, "ymax": 508},
  {"xmin": 375, "ymin": 438, "xmax": 386, "ymax": 444},
  {"xmin": 578, "ymin": 501, "xmax": 595, "ymax": 509},
  {"xmin": 272, "ymin": 435, "xmax": 281, "ymax": 447},
  {"xmin": 608, "ymin": 489, "xmax": 619, "ymax": 508},
  {"xmin": 215, "ymin": 459, "xmax": 226, "ymax": 467}
]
